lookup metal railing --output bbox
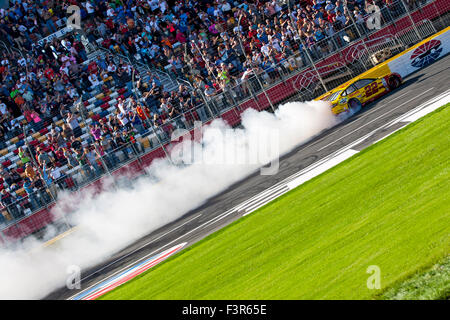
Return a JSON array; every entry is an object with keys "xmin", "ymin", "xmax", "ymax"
[{"xmin": 0, "ymin": 0, "xmax": 448, "ymax": 244}]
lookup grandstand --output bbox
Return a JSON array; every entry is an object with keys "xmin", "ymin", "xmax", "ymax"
[{"xmin": 0, "ymin": 0, "xmax": 448, "ymax": 243}]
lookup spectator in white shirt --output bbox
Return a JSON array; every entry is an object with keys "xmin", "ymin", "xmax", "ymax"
[
  {"xmin": 88, "ymin": 73, "xmax": 102, "ymax": 91},
  {"xmin": 118, "ymin": 111, "xmax": 130, "ymax": 129}
]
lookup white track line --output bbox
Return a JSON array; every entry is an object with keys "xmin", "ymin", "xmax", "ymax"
[
  {"xmin": 308, "ymin": 90, "xmax": 412, "ymax": 149},
  {"xmin": 337, "ymin": 89, "xmax": 450, "ymax": 149},
  {"xmin": 68, "ymin": 88, "xmax": 448, "ymax": 300},
  {"xmin": 70, "ymin": 214, "xmax": 206, "ymax": 300},
  {"xmin": 371, "ymin": 126, "xmax": 406, "ymax": 145},
  {"xmin": 149, "ymin": 214, "xmax": 203, "ymax": 243},
  {"xmin": 77, "ymin": 214, "xmax": 202, "ymax": 283},
  {"xmin": 70, "ymin": 244, "xmax": 172, "ymax": 300},
  {"xmin": 243, "ymin": 187, "xmax": 290, "ymax": 214},
  {"xmin": 391, "ymin": 89, "xmax": 450, "ymax": 124},
  {"xmin": 317, "ymin": 87, "xmax": 434, "ymax": 151},
  {"xmin": 287, "ymin": 149, "xmax": 359, "ymax": 190},
  {"xmin": 234, "ymin": 184, "xmax": 290, "ymax": 212}
]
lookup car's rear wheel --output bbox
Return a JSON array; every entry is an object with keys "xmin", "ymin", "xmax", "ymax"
[
  {"xmin": 388, "ymin": 76, "xmax": 401, "ymax": 90},
  {"xmin": 348, "ymin": 99, "xmax": 362, "ymax": 112}
]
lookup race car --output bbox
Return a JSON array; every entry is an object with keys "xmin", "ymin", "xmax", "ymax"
[{"xmin": 317, "ymin": 72, "xmax": 403, "ymax": 115}]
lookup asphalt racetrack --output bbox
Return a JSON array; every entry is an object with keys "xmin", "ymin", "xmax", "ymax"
[{"xmin": 45, "ymin": 53, "xmax": 450, "ymax": 300}]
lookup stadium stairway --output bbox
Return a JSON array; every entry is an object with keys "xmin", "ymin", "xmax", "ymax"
[{"xmin": 91, "ymin": 42, "xmax": 179, "ymax": 93}]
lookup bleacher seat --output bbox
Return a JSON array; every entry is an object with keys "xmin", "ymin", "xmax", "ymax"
[
  {"xmin": 2, "ymin": 160, "xmax": 11, "ymax": 167},
  {"xmin": 123, "ymin": 91, "xmax": 132, "ymax": 99},
  {"xmin": 94, "ymin": 100, "xmax": 104, "ymax": 107},
  {"xmin": 16, "ymin": 188, "xmax": 25, "ymax": 197},
  {"xmin": 93, "ymin": 106, "xmax": 102, "ymax": 114},
  {"xmin": 10, "ymin": 136, "xmax": 19, "ymax": 145},
  {"xmin": 80, "ymin": 133, "xmax": 89, "ymax": 141},
  {"xmin": 64, "ymin": 176, "xmax": 77, "ymax": 189},
  {"xmin": 99, "ymin": 110, "xmax": 109, "ymax": 118},
  {"xmin": 140, "ymin": 137, "xmax": 150, "ymax": 149}
]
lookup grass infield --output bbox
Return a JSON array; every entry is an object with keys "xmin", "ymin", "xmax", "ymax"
[{"xmin": 101, "ymin": 104, "xmax": 450, "ymax": 300}]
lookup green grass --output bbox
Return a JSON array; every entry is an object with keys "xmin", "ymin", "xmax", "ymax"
[
  {"xmin": 101, "ymin": 104, "xmax": 450, "ymax": 300},
  {"xmin": 380, "ymin": 255, "xmax": 450, "ymax": 300}
]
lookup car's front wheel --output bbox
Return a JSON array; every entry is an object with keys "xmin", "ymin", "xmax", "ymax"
[
  {"xmin": 388, "ymin": 75, "xmax": 401, "ymax": 89},
  {"xmin": 348, "ymin": 99, "xmax": 362, "ymax": 112}
]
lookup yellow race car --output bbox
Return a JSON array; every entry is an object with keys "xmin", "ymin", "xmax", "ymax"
[{"xmin": 318, "ymin": 72, "xmax": 403, "ymax": 114}]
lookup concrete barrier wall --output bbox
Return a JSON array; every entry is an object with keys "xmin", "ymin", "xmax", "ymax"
[{"xmin": 388, "ymin": 27, "xmax": 450, "ymax": 78}]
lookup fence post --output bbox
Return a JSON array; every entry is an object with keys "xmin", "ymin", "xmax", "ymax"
[
  {"xmin": 22, "ymin": 127, "xmax": 72, "ymax": 231},
  {"xmin": 254, "ymin": 69, "xmax": 275, "ymax": 112},
  {"xmin": 432, "ymin": 1, "xmax": 447, "ymax": 31},
  {"xmin": 198, "ymin": 88, "xmax": 217, "ymax": 119},
  {"xmin": 344, "ymin": 3, "xmax": 373, "ymax": 61},
  {"xmin": 78, "ymin": 98, "xmax": 115, "ymax": 181},
  {"xmin": 400, "ymin": 0, "xmax": 423, "ymax": 41},
  {"xmin": 4, "ymin": 203, "xmax": 26, "ymax": 240},
  {"xmin": 0, "ymin": 227, "xmax": 6, "ymax": 247},
  {"xmin": 129, "ymin": 138, "xmax": 145, "ymax": 173},
  {"xmin": 130, "ymin": 63, "xmax": 173, "ymax": 164},
  {"xmin": 287, "ymin": 0, "xmax": 328, "ymax": 93},
  {"xmin": 236, "ymin": 14, "xmax": 276, "ymax": 112},
  {"xmin": 227, "ymin": 82, "xmax": 242, "ymax": 121},
  {"xmin": 16, "ymin": 44, "xmax": 72, "ymax": 232}
]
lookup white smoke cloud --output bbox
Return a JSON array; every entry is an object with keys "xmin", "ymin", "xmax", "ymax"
[{"xmin": 0, "ymin": 100, "xmax": 338, "ymax": 299}]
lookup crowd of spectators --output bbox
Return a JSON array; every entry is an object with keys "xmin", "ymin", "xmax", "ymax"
[
  {"xmin": 0, "ymin": 0, "xmax": 422, "ymax": 225},
  {"xmin": 76, "ymin": 0, "xmax": 411, "ymax": 96}
]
